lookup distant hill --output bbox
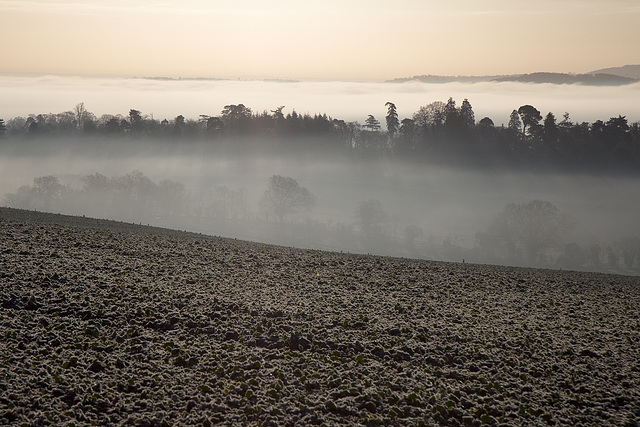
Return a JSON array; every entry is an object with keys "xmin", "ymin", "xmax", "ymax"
[
  {"xmin": 589, "ymin": 65, "xmax": 640, "ymax": 80},
  {"xmin": 492, "ymin": 72, "xmax": 637, "ymax": 86},
  {"xmin": 387, "ymin": 75, "xmax": 501, "ymax": 84},
  {"xmin": 389, "ymin": 70, "xmax": 639, "ymax": 86}
]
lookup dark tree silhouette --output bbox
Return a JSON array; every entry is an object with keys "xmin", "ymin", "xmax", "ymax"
[
  {"xmin": 205, "ymin": 116, "xmax": 224, "ymax": 136},
  {"xmin": 460, "ymin": 99, "xmax": 475, "ymax": 128},
  {"xmin": 74, "ymin": 102, "xmax": 88, "ymax": 131},
  {"xmin": 413, "ymin": 101, "xmax": 446, "ymax": 129},
  {"xmin": 363, "ymin": 115, "xmax": 381, "ymax": 132},
  {"xmin": 221, "ymin": 104, "xmax": 252, "ymax": 134},
  {"xmin": 271, "ymin": 106, "xmax": 285, "ymax": 121},
  {"xmin": 128, "ymin": 109, "xmax": 145, "ymax": 135},
  {"xmin": 399, "ymin": 118, "xmax": 415, "ymax": 135},
  {"xmin": 443, "ymin": 97, "xmax": 459, "ymax": 129},
  {"xmin": 221, "ymin": 104, "xmax": 252, "ymax": 120},
  {"xmin": 26, "ymin": 117, "xmax": 40, "ymax": 137},
  {"xmin": 385, "ymin": 102, "xmax": 399, "ymax": 135},
  {"xmin": 397, "ymin": 118, "xmax": 416, "ymax": 151},
  {"xmin": 129, "ymin": 109, "xmax": 142, "ymax": 123},
  {"xmin": 478, "ymin": 117, "xmax": 494, "ymax": 129},
  {"xmin": 508, "ymin": 110, "xmax": 522, "ymax": 136},
  {"xmin": 1, "ymin": 98, "xmax": 639, "ymax": 174},
  {"xmin": 103, "ymin": 117, "xmax": 122, "ymax": 135},
  {"xmin": 517, "ymin": 105, "xmax": 542, "ymax": 137},
  {"xmin": 542, "ymin": 112, "xmax": 558, "ymax": 143},
  {"xmin": 477, "ymin": 117, "xmax": 497, "ymax": 146},
  {"xmin": 604, "ymin": 115, "xmax": 630, "ymax": 144}
]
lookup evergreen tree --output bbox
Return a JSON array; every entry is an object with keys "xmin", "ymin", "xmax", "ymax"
[
  {"xmin": 443, "ymin": 97, "xmax": 459, "ymax": 128},
  {"xmin": 363, "ymin": 115, "xmax": 381, "ymax": 132},
  {"xmin": 460, "ymin": 99, "xmax": 475, "ymax": 128},
  {"xmin": 385, "ymin": 102, "xmax": 399, "ymax": 135},
  {"xmin": 604, "ymin": 115, "xmax": 630, "ymax": 144},
  {"xmin": 128, "ymin": 109, "xmax": 144, "ymax": 135},
  {"xmin": 542, "ymin": 112, "xmax": 558, "ymax": 143},
  {"xmin": 397, "ymin": 118, "xmax": 416, "ymax": 153},
  {"xmin": 508, "ymin": 110, "xmax": 522, "ymax": 135}
]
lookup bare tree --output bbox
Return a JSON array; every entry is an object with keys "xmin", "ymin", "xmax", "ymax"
[
  {"xmin": 259, "ymin": 175, "xmax": 315, "ymax": 222},
  {"xmin": 404, "ymin": 224, "xmax": 424, "ymax": 254},
  {"xmin": 618, "ymin": 236, "xmax": 640, "ymax": 268},
  {"xmin": 158, "ymin": 180, "xmax": 186, "ymax": 217},
  {"xmin": 413, "ymin": 101, "xmax": 447, "ymax": 128},
  {"xmin": 3, "ymin": 176, "xmax": 68, "ymax": 211},
  {"xmin": 32, "ymin": 176, "xmax": 67, "ymax": 211},
  {"xmin": 355, "ymin": 199, "xmax": 389, "ymax": 244},
  {"xmin": 74, "ymin": 102, "xmax": 88, "ymax": 131},
  {"xmin": 490, "ymin": 200, "xmax": 576, "ymax": 265}
]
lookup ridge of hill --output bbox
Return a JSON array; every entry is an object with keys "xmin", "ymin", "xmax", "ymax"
[
  {"xmin": 388, "ymin": 68, "xmax": 640, "ymax": 85},
  {"xmin": 492, "ymin": 72, "xmax": 637, "ymax": 85},
  {"xmin": 589, "ymin": 64, "xmax": 640, "ymax": 80}
]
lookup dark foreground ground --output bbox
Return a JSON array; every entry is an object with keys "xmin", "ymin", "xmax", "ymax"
[{"xmin": 1, "ymin": 208, "xmax": 639, "ymax": 426}]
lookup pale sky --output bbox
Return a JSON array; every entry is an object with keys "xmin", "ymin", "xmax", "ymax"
[{"xmin": 1, "ymin": 0, "xmax": 639, "ymax": 80}]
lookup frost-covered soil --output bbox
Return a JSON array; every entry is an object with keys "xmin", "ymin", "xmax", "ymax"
[{"xmin": 1, "ymin": 208, "xmax": 639, "ymax": 426}]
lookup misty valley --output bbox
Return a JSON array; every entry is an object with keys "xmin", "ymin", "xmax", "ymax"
[
  {"xmin": 5, "ymin": 2, "xmax": 640, "ymax": 425},
  {"xmin": 1, "ymin": 98, "xmax": 639, "ymax": 276}
]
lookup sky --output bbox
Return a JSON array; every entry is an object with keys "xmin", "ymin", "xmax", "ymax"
[{"xmin": 1, "ymin": 0, "xmax": 639, "ymax": 81}]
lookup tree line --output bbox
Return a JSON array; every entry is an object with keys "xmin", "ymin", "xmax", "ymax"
[{"xmin": 1, "ymin": 100, "xmax": 638, "ymax": 173}]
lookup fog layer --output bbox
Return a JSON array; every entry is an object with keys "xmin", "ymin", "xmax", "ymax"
[
  {"xmin": 2, "ymin": 75, "xmax": 640, "ymax": 126},
  {"xmin": 2, "ymin": 141, "xmax": 639, "ymax": 275}
]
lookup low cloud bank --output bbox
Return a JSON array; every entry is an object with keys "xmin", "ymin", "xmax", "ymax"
[{"xmin": 2, "ymin": 76, "xmax": 640, "ymax": 126}]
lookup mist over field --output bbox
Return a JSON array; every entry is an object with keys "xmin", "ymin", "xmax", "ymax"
[{"xmin": 2, "ymin": 137, "xmax": 639, "ymax": 275}]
